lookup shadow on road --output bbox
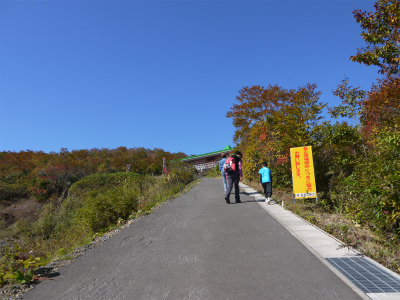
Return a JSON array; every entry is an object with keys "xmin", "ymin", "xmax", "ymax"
[
  {"xmin": 231, "ymin": 200, "xmax": 258, "ymax": 204},
  {"xmin": 34, "ymin": 267, "xmax": 61, "ymax": 280}
]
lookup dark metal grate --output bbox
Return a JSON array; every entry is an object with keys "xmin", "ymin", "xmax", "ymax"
[{"xmin": 326, "ymin": 257, "xmax": 400, "ymax": 293}]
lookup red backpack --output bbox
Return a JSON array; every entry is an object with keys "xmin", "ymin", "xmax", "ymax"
[{"xmin": 223, "ymin": 157, "xmax": 237, "ymax": 173}]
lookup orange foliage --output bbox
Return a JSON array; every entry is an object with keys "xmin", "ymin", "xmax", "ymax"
[
  {"xmin": 0, "ymin": 147, "xmax": 187, "ymax": 201},
  {"xmin": 362, "ymin": 75, "xmax": 400, "ymax": 133}
]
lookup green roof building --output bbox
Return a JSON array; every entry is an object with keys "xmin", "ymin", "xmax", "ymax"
[{"xmin": 180, "ymin": 145, "xmax": 234, "ymax": 172}]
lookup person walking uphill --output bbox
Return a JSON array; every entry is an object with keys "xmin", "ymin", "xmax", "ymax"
[
  {"xmin": 224, "ymin": 151, "xmax": 243, "ymax": 204},
  {"xmin": 259, "ymin": 162, "xmax": 273, "ymax": 204},
  {"xmin": 219, "ymin": 153, "xmax": 228, "ymax": 192}
]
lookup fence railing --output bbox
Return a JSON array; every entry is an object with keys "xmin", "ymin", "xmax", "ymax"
[{"xmin": 194, "ymin": 161, "xmax": 219, "ymax": 172}]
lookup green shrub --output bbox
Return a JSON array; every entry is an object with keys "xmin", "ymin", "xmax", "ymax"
[
  {"xmin": 0, "ymin": 182, "xmax": 29, "ymax": 202},
  {"xmin": 69, "ymin": 172, "xmax": 142, "ymax": 197},
  {"xmin": 77, "ymin": 186, "xmax": 138, "ymax": 233},
  {"xmin": 306, "ymin": 215, "xmax": 317, "ymax": 224},
  {"xmin": 0, "ymin": 172, "xmax": 31, "ymax": 198},
  {"xmin": 31, "ymin": 212, "xmax": 56, "ymax": 239},
  {"xmin": 59, "ymin": 173, "xmax": 146, "ymax": 234},
  {"xmin": 331, "ymin": 130, "xmax": 400, "ymax": 237},
  {"xmin": 169, "ymin": 169, "xmax": 195, "ymax": 185},
  {"xmin": 169, "ymin": 160, "xmax": 196, "ymax": 184}
]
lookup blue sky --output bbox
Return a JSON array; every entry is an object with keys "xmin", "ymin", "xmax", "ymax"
[{"xmin": 0, "ymin": 0, "xmax": 381, "ymax": 156}]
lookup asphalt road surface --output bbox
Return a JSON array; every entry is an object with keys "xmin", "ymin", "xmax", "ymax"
[{"xmin": 21, "ymin": 178, "xmax": 363, "ymax": 300}]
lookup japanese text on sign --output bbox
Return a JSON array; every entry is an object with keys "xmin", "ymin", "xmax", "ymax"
[{"xmin": 290, "ymin": 146, "xmax": 317, "ymax": 199}]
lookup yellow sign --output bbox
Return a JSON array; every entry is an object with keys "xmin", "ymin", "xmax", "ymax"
[{"xmin": 290, "ymin": 146, "xmax": 317, "ymax": 199}]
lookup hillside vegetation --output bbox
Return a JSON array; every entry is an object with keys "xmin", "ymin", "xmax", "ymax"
[{"xmin": 0, "ymin": 146, "xmax": 186, "ymax": 206}]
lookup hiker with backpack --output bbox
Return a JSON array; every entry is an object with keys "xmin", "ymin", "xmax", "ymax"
[
  {"xmin": 219, "ymin": 153, "xmax": 228, "ymax": 192},
  {"xmin": 223, "ymin": 151, "xmax": 243, "ymax": 204}
]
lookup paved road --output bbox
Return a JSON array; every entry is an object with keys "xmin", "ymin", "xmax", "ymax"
[{"xmin": 21, "ymin": 178, "xmax": 363, "ymax": 300}]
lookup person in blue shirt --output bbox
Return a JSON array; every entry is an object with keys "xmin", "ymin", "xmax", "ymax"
[
  {"xmin": 219, "ymin": 153, "xmax": 228, "ymax": 192},
  {"xmin": 259, "ymin": 162, "xmax": 273, "ymax": 204}
]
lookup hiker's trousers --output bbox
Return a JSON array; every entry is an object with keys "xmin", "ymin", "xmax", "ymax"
[
  {"xmin": 262, "ymin": 182, "xmax": 272, "ymax": 198},
  {"xmin": 225, "ymin": 172, "xmax": 240, "ymax": 201}
]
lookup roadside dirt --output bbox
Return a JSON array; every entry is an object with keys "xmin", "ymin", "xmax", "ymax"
[{"xmin": 0, "ymin": 198, "xmax": 44, "ymax": 226}]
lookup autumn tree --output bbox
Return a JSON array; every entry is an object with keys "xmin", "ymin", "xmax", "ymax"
[
  {"xmin": 329, "ymin": 77, "xmax": 366, "ymax": 127},
  {"xmin": 362, "ymin": 75, "xmax": 400, "ymax": 131},
  {"xmin": 227, "ymin": 83, "xmax": 326, "ymax": 186},
  {"xmin": 226, "ymin": 85, "xmax": 289, "ymax": 145},
  {"xmin": 351, "ymin": 0, "xmax": 400, "ymax": 75},
  {"xmin": 0, "ymin": 150, "xmax": 48, "ymax": 201}
]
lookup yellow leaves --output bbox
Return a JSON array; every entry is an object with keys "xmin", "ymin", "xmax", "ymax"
[{"xmin": 16, "ymin": 256, "xmax": 41, "ymax": 270}]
